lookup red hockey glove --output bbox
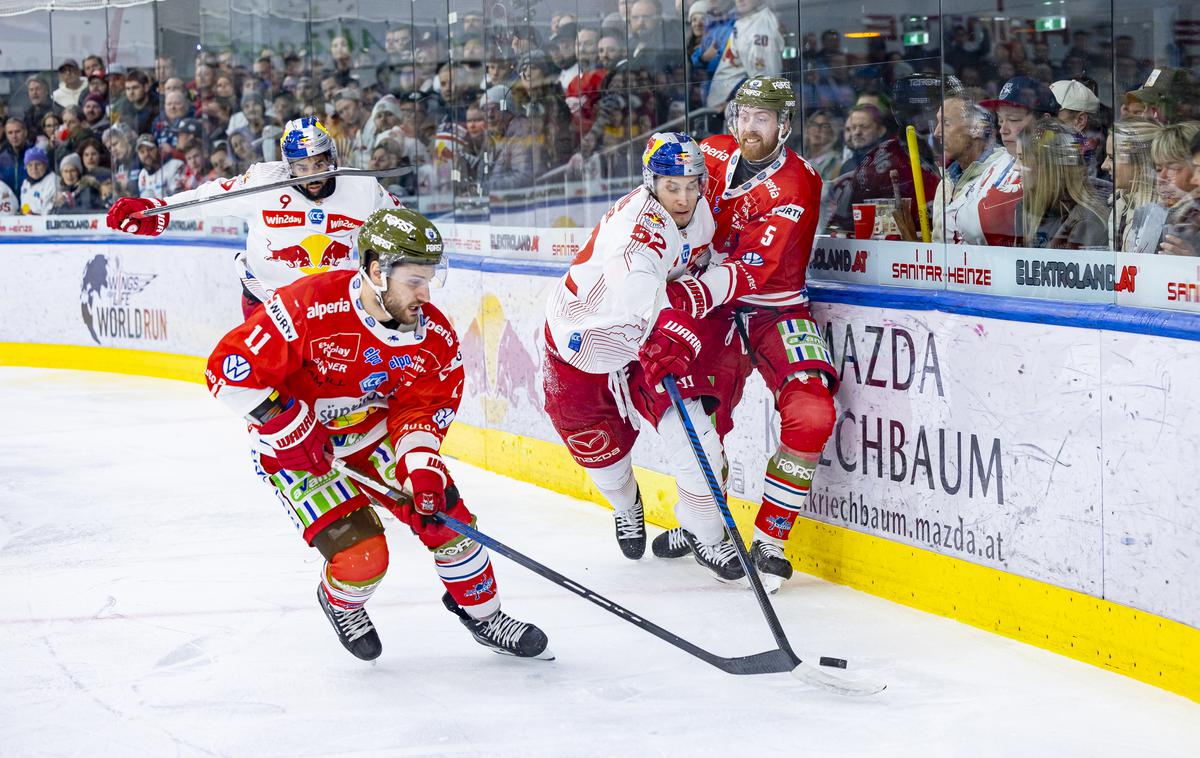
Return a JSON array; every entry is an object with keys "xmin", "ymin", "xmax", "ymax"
[
  {"xmin": 639, "ymin": 308, "xmax": 703, "ymax": 387},
  {"xmin": 257, "ymin": 400, "xmax": 333, "ymax": 475},
  {"xmin": 106, "ymin": 196, "xmax": 169, "ymax": 236},
  {"xmin": 665, "ymin": 275, "xmax": 713, "ymax": 319},
  {"xmin": 396, "ymin": 450, "xmax": 448, "ymax": 532}
]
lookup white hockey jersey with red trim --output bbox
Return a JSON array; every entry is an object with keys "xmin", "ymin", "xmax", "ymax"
[
  {"xmin": 545, "ymin": 186, "xmax": 714, "ymax": 374},
  {"xmin": 166, "ymin": 161, "xmax": 402, "ymax": 298},
  {"xmin": 707, "ymin": 6, "xmax": 785, "ymax": 109}
]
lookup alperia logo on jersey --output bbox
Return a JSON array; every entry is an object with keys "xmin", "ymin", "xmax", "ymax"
[{"xmin": 306, "ymin": 300, "xmax": 350, "ymax": 320}]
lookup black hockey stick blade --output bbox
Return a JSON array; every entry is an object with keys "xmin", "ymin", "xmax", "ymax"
[
  {"xmin": 662, "ymin": 376, "xmax": 887, "ymax": 696},
  {"xmin": 333, "ymin": 461, "xmax": 807, "ymax": 677},
  {"xmin": 135, "ymin": 165, "xmax": 414, "ymax": 217}
]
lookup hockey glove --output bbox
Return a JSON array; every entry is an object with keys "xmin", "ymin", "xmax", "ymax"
[
  {"xmin": 639, "ymin": 308, "xmax": 703, "ymax": 388},
  {"xmin": 106, "ymin": 196, "xmax": 169, "ymax": 236},
  {"xmin": 665, "ymin": 275, "xmax": 714, "ymax": 319},
  {"xmin": 257, "ymin": 399, "xmax": 333, "ymax": 475},
  {"xmin": 401, "ymin": 450, "xmax": 449, "ymax": 517}
]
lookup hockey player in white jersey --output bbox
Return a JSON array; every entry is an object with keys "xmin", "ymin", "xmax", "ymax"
[
  {"xmin": 706, "ymin": 0, "xmax": 785, "ymax": 109},
  {"xmin": 106, "ymin": 116, "xmax": 402, "ymax": 317},
  {"xmin": 542, "ymin": 132, "xmax": 747, "ymax": 582}
]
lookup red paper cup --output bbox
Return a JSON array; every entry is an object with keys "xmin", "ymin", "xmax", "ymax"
[{"xmin": 852, "ymin": 203, "xmax": 876, "ymax": 240}]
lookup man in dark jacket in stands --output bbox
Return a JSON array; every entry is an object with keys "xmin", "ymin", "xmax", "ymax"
[
  {"xmin": 1, "ymin": 117, "xmax": 33, "ymax": 193},
  {"xmin": 113, "ymin": 69, "xmax": 159, "ymax": 136},
  {"xmin": 22, "ymin": 76, "xmax": 58, "ymax": 134}
]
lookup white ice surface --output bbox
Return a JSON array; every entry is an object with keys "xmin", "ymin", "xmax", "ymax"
[{"xmin": 0, "ymin": 367, "xmax": 1197, "ymax": 758}]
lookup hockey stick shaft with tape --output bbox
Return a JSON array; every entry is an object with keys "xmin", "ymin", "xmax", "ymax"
[
  {"xmin": 662, "ymin": 375, "xmax": 799, "ymax": 657},
  {"xmin": 133, "ymin": 166, "xmax": 414, "ymax": 218},
  {"xmin": 662, "ymin": 375, "xmax": 886, "ymax": 696},
  {"xmin": 333, "ymin": 460, "xmax": 796, "ymax": 676}
]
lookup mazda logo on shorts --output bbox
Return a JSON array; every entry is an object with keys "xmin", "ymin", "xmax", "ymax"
[{"xmin": 566, "ymin": 429, "xmax": 610, "ymax": 456}]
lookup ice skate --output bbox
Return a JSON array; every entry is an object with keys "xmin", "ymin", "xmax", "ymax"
[
  {"xmin": 682, "ymin": 530, "xmax": 745, "ymax": 583},
  {"xmin": 751, "ymin": 539, "xmax": 793, "ymax": 594},
  {"xmin": 317, "ymin": 584, "xmax": 382, "ymax": 661},
  {"xmin": 442, "ymin": 592, "xmax": 554, "ymax": 660},
  {"xmin": 652, "ymin": 527, "xmax": 691, "ymax": 558},
  {"xmin": 613, "ymin": 494, "xmax": 646, "ymax": 559}
]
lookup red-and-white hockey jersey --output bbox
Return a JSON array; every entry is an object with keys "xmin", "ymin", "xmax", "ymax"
[
  {"xmin": 952, "ymin": 149, "xmax": 1023, "ymax": 247},
  {"xmin": 205, "ymin": 269, "xmax": 464, "ymax": 459},
  {"xmin": 167, "ymin": 161, "xmax": 402, "ymax": 300},
  {"xmin": 695, "ymin": 134, "xmax": 822, "ymax": 309},
  {"xmin": 545, "ymin": 185, "xmax": 714, "ymax": 374}
]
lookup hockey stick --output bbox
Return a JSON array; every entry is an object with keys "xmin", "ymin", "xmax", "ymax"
[
  {"xmin": 662, "ymin": 375, "xmax": 886, "ymax": 696},
  {"xmin": 333, "ymin": 460, "xmax": 800, "ymax": 677},
  {"xmin": 905, "ymin": 125, "xmax": 932, "ymax": 243},
  {"xmin": 133, "ymin": 166, "xmax": 414, "ymax": 218}
]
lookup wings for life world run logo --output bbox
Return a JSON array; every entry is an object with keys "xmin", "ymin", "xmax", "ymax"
[{"xmin": 80, "ymin": 254, "xmax": 168, "ymax": 344}]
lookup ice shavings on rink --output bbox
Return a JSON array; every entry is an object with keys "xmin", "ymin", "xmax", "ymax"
[{"xmin": 0, "ymin": 367, "xmax": 1197, "ymax": 758}]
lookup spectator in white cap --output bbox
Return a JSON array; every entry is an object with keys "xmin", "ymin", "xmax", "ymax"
[
  {"xmin": 1052, "ymin": 79, "xmax": 1102, "ymax": 176},
  {"xmin": 1052, "ymin": 79, "xmax": 1100, "ymax": 131}
]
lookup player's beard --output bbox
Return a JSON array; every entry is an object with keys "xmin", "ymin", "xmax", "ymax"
[
  {"xmin": 739, "ymin": 128, "xmax": 780, "ymax": 163},
  {"xmin": 296, "ymin": 176, "xmax": 336, "ymax": 201},
  {"xmin": 381, "ymin": 287, "xmax": 421, "ymax": 327}
]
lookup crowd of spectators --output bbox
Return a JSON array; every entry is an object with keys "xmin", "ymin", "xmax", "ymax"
[{"xmin": 0, "ymin": 0, "xmax": 1197, "ymax": 254}]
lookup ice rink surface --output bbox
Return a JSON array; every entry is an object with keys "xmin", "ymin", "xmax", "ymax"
[{"xmin": 1, "ymin": 367, "xmax": 1197, "ymax": 758}]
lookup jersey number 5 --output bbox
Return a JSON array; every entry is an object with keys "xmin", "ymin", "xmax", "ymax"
[{"xmin": 760, "ymin": 225, "xmax": 776, "ymax": 246}]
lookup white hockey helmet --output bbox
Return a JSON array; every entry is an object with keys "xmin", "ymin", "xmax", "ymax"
[
  {"xmin": 279, "ymin": 116, "xmax": 339, "ymax": 176},
  {"xmin": 641, "ymin": 131, "xmax": 707, "ymax": 194}
]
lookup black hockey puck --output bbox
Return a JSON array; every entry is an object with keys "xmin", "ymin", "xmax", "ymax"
[{"xmin": 819, "ymin": 656, "xmax": 848, "ymax": 669}]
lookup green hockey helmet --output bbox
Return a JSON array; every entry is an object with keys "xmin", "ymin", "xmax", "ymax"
[
  {"xmin": 357, "ymin": 207, "xmax": 447, "ymax": 291},
  {"xmin": 728, "ymin": 76, "xmax": 798, "ymax": 150}
]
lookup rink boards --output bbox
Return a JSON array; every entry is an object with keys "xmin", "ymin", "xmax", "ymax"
[{"xmin": 0, "ymin": 234, "xmax": 1196, "ymax": 703}]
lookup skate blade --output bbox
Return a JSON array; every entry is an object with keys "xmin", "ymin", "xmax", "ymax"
[
  {"xmin": 488, "ymin": 645, "xmax": 556, "ymax": 661},
  {"xmin": 712, "ymin": 572, "xmax": 749, "ymax": 585},
  {"xmin": 758, "ymin": 573, "xmax": 784, "ymax": 594}
]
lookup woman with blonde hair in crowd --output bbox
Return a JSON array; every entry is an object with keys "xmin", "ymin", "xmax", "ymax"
[
  {"xmin": 1014, "ymin": 120, "xmax": 1109, "ymax": 249},
  {"xmin": 1102, "ymin": 117, "xmax": 1159, "ymax": 251},
  {"xmin": 1143, "ymin": 121, "xmax": 1200, "ymax": 255}
]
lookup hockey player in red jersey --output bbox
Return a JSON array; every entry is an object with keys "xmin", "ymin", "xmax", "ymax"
[
  {"xmin": 542, "ymin": 132, "xmax": 755, "ymax": 582},
  {"xmin": 654, "ymin": 76, "xmax": 839, "ymax": 590},
  {"xmin": 108, "ymin": 117, "xmax": 402, "ymax": 318},
  {"xmin": 205, "ymin": 207, "xmax": 550, "ymax": 662}
]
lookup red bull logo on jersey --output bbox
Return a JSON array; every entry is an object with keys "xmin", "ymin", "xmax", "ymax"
[
  {"xmin": 262, "ymin": 210, "xmax": 305, "ymax": 227},
  {"xmin": 642, "ymin": 211, "xmax": 666, "ymax": 229},
  {"xmin": 266, "ymin": 234, "xmax": 353, "ymax": 274}
]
